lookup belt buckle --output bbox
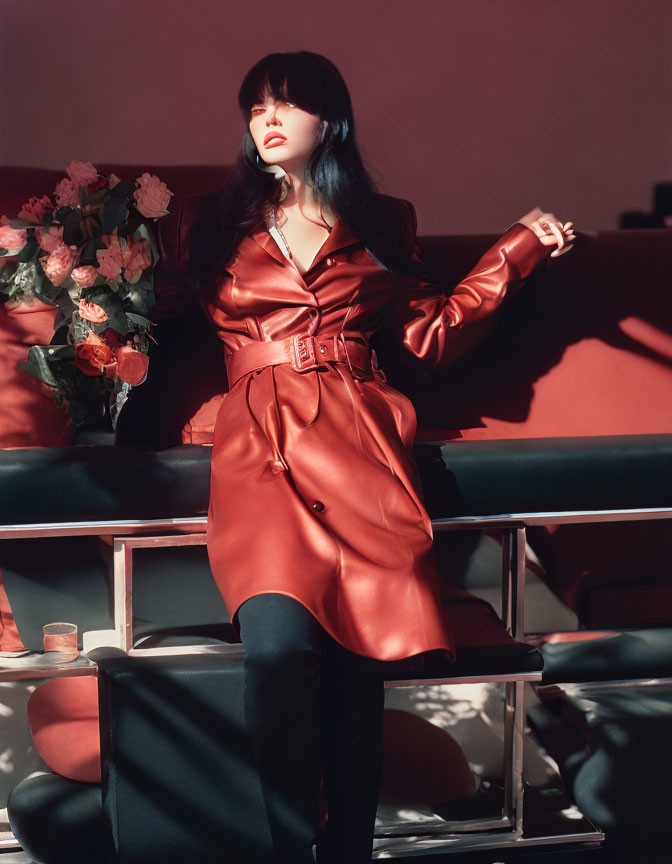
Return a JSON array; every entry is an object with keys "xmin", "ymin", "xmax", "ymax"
[{"xmin": 291, "ymin": 334, "xmax": 318, "ymax": 371}]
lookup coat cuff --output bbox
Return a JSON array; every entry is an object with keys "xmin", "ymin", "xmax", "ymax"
[{"xmin": 502, "ymin": 222, "xmax": 553, "ymax": 280}]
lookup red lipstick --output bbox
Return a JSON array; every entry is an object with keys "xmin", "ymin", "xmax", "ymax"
[{"xmin": 264, "ymin": 132, "xmax": 287, "ymax": 147}]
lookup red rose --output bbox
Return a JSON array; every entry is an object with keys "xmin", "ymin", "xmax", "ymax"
[
  {"xmin": 87, "ymin": 176, "xmax": 110, "ymax": 194},
  {"xmin": 114, "ymin": 345, "xmax": 149, "ymax": 386},
  {"xmin": 73, "ymin": 332, "xmax": 117, "ymax": 378},
  {"xmin": 103, "ymin": 329, "xmax": 123, "ymax": 349}
]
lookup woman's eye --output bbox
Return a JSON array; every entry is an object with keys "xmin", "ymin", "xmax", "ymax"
[{"xmin": 250, "ymin": 100, "xmax": 296, "ymax": 117}]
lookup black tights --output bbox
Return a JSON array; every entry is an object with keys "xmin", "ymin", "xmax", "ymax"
[{"xmin": 237, "ymin": 592, "xmax": 385, "ymax": 864}]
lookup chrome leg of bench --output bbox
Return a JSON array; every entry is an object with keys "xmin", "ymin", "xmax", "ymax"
[
  {"xmin": 113, "ymin": 533, "xmax": 209, "ymax": 654},
  {"xmin": 501, "ymin": 526, "xmax": 527, "ymax": 833},
  {"xmin": 502, "ymin": 525, "xmax": 526, "ymax": 641},
  {"xmin": 503, "ymin": 678, "xmax": 525, "ymax": 833}
]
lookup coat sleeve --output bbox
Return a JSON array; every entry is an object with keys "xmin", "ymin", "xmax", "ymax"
[{"xmin": 391, "ymin": 200, "xmax": 552, "ymax": 372}]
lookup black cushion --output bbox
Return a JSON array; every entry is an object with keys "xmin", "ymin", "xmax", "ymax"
[
  {"xmin": 97, "ymin": 653, "xmax": 274, "ymax": 864},
  {"xmin": 416, "ymin": 433, "xmax": 672, "ymax": 518},
  {"xmin": 8, "ymin": 773, "xmax": 107, "ymax": 864},
  {"xmin": 540, "ymin": 627, "xmax": 672, "ymax": 684},
  {"xmin": 0, "ymin": 444, "xmax": 210, "ymax": 523},
  {"xmin": 3, "ymin": 434, "xmax": 671, "ymax": 525},
  {"xmin": 528, "ymin": 685, "xmax": 672, "ymax": 858}
]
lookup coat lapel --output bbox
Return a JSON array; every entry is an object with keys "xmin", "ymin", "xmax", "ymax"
[{"xmin": 248, "ymin": 212, "xmax": 361, "ymax": 273}]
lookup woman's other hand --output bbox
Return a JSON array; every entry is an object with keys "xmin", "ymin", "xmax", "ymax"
[{"xmin": 518, "ymin": 207, "xmax": 576, "ymax": 257}]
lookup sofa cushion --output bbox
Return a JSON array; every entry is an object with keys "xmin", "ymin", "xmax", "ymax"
[
  {"xmin": 0, "ymin": 444, "xmax": 211, "ymax": 524},
  {"xmin": 528, "ymin": 683, "xmax": 672, "ymax": 859},
  {"xmin": 2, "ymin": 434, "xmax": 671, "ymax": 526},
  {"xmin": 8, "ymin": 773, "xmax": 106, "ymax": 864},
  {"xmin": 28, "ymin": 676, "xmax": 101, "ymax": 783},
  {"xmin": 417, "ymin": 434, "xmax": 672, "ymax": 518},
  {"xmin": 540, "ymin": 627, "xmax": 672, "ymax": 684}
]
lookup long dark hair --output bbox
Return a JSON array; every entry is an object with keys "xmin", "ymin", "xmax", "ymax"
[{"xmin": 187, "ymin": 51, "xmax": 424, "ymax": 301}]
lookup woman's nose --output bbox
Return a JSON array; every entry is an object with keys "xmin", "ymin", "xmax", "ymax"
[{"xmin": 266, "ymin": 104, "xmax": 281, "ymax": 125}]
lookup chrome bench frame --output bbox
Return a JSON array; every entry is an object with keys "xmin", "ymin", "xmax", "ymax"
[{"xmin": 6, "ymin": 507, "xmax": 669, "ymax": 855}]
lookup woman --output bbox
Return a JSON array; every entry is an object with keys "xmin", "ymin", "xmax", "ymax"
[{"xmin": 185, "ymin": 51, "xmax": 574, "ymax": 864}]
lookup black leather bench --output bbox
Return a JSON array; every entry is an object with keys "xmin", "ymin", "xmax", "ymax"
[{"xmin": 2, "ymin": 434, "xmax": 671, "ymax": 527}]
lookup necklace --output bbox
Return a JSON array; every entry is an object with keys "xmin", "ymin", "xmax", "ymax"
[
  {"xmin": 267, "ymin": 203, "xmax": 334, "ymax": 264},
  {"xmin": 272, "ymin": 206, "xmax": 294, "ymax": 260}
]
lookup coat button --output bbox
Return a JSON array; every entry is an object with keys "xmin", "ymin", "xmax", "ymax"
[
  {"xmin": 325, "ymin": 257, "xmax": 335, "ymax": 267},
  {"xmin": 312, "ymin": 500, "xmax": 325, "ymax": 512}
]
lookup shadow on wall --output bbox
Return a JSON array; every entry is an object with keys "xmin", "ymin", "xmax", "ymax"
[{"xmin": 377, "ymin": 227, "xmax": 672, "ymax": 438}]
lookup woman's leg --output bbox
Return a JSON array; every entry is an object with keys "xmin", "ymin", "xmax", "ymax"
[
  {"xmin": 317, "ymin": 633, "xmax": 385, "ymax": 864},
  {"xmin": 237, "ymin": 592, "xmax": 324, "ymax": 864}
]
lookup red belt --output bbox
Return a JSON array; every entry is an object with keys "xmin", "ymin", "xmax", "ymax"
[{"xmin": 225, "ymin": 332, "xmax": 376, "ymax": 388}]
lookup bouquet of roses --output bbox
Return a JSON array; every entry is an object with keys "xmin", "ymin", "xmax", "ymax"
[{"xmin": 0, "ymin": 159, "xmax": 173, "ymax": 429}]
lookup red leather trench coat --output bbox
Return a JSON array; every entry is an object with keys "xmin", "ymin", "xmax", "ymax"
[{"xmin": 180, "ymin": 195, "xmax": 551, "ymax": 663}]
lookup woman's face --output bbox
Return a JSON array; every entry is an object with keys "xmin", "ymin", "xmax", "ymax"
[{"xmin": 249, "ymin": 87, "xmax": 324, "ymax": 173}]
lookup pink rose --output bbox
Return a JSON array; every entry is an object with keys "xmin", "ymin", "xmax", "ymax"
[
  {"xmin": 72, "ymin": 266, "xmax": 99, "ymax": 289},
  {"xmin": 66, "ymin": 160, "xmax": 99, "ymax": 190},
  {"xmin": 35, "ymin": 224, "xmax": 65, "ymax": 253},
  {"xmin": 123, "ymin": 238, "xmax": 152, "ymax": 279},
  {"xmin": 0, "ymin": 215, "xmax": 28, "ymax": 251},
  {"xmin": 18, "ymin": 195, "xmax": 54, "ymax": 223},
  {"xmin": 78, "ymin": 298, "xmax": 108, "ymax": 322},
  {"xmin": 54, "ymin": 177, "xmax": 78, "ymax": 208},
  {"xmin": 96, "ymin": 235, "xmax": 124, "ymax": 279},
  {"xmin": 40, "ymin": 243, "xmax": 76, "ymax": 287},
  {"xmin": 133, "ymin": 172, "xmax": 173, "ymax": 218}
]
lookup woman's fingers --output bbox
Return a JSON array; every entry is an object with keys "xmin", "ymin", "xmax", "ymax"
[
  {"xmin": 547, "ymin": 221, "xmax": 565, "ymax": 249},
  {"xmin": 551, "ymin": 242, "xmax": 574, "ymax": 257},
  {"xmin": 528, "ymin": 213, "xmax": 577, "ymax": 255}
]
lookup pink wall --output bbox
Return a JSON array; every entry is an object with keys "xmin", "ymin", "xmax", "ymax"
[{"xmin": 1, "ymin": 0, "xmax": 670, "ymax": 234}]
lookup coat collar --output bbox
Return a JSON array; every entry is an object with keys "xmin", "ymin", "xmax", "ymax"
[{"xmin": 248, "ymin": 210, "xmax": 361, "ymax": 272}]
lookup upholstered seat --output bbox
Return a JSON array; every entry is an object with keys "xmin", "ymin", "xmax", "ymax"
[
  {"xmin": 540, "ymin": 627, "xmax": 672, "ymax": 684},
  {"xmin": 3, "ymin": 433, "xmax": 671, "ymax": 527}
]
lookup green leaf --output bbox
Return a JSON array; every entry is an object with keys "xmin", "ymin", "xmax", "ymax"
[
  {"xmin": 86, "ymin": 289, "xmax": 129, "ymax": 334},
  {"xmin": 124, "ymin": 286, "xmax": 155, "ymax": 316},
  {"xmin": 102, "ymin": 198, "xmax": 129, "ymax": 234},
  {"xmin": 52, "ymin": 292, "xmax": 77, "ymax": 329},
  {"xmin": 18, "ymin": 346, "xmax": 61, "ymax": 387},
  {"xmin": 61, "ymin": 208, "xmax": 84, "ymax": 246},
  {"xmin": 108, "ymin": 180, "xmax": 135, "ymax": 201},
  {"xmin": 87, "ymin": 188, "xmax": 109, "ymax": 206},
  {"xmin": 48, "ymin": 344, "xmax": 76, "ymax": 361},
  {"xmin": 17, "ymin": 236, "xmax": 39, "ymax": 263},
  {"xmin": 125, "ymin": 312, "xmax": 152, "ymax": 328}
]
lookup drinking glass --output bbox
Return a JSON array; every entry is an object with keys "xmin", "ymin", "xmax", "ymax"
[{"xmin": 42, "ymin": 623, "xmax": 80, "ymax": 662}]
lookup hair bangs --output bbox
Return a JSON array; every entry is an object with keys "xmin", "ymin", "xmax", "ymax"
[{"xmin": 239, "ymin": 53, "xmax": 326, "ymax": 118}]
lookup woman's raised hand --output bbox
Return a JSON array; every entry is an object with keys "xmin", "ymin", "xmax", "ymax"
[{"xmin": 518, "ymin": 207, "xmax": 576, "ymax": 257}]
